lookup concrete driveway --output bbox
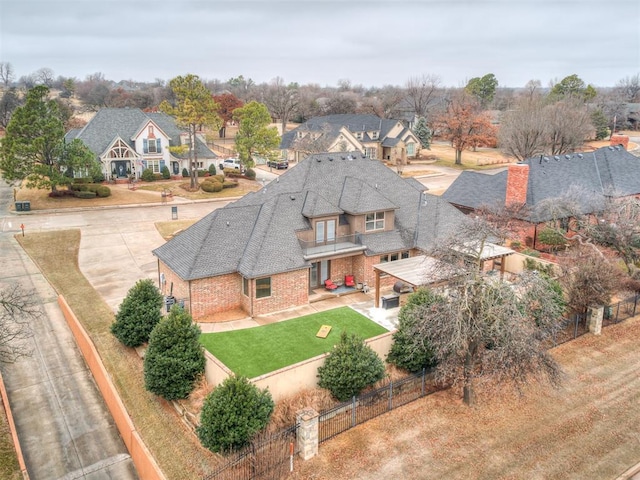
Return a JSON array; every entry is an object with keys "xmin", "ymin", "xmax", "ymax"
[{"xmin": 0, "ymin": 181, "xmax": 137, "ymax": 479}]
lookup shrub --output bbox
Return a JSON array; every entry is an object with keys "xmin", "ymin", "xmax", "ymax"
[
  {"xmin": 387, "ymin": 288, "xmax": 439, "ymax": 373},
  {"xmin": 222, "ymin": 181, "xmax": 238, "ymax": 189},
  {"xmin": 141, "ymin": 168, "xmax": 155, "ymax": 182},
  {"xmin": 197, "ymin": 169, "xmax": 207, "ymax": 177},
  {"xmin": 95, "ymin": 185, "xmax": 111, "ymax": 197},
  {"xmin": 201, "ymin": 181, "xmax": 223, "ymax": 193},
  {"xmin": 244, "ymin": 168, "xmax": 256, "ymax": 180},
  {"xmin": 72, "ymin": 177, "xmax": 92, "ymax": 184},
  {"xmin": 143, "ymin": 306, "xmax": 205, "ymax": 400},
  {"xmin": 92, "ymin": 172, "xmax": 105, "ymax": 183},
  {"xmin": 111, "ymin": 279, "xmax": 163, "ymax": 348},
  {"xmin": 182, "ymin": 167, "xmax": 189, "ymax": 177},
  {"xmin": 161, "ymin": 165, "xmax": 171, "ymax": 179},
  {"xmin": 317, "ymin": 332, "xmax": 386, "ymax": 401},
  {"xmin": 197, "ymin": 376, "xmax": 274, "ymax": 452},
  {"xmin": 74, "ymin": 190, "xmax": 97, "ymax": 198},
  {"xmin": 208, "ymin": 164, "xmax": 217, "ymax": 176}
]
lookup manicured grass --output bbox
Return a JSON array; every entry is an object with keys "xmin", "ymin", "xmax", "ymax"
[{"xmin": 199, "ymin": 307, "xmax": 388, "ymax": 378}]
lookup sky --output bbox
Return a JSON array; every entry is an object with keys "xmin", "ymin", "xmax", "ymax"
[{"xmin": 1, "ymin": 0, "xmax": 639, "ymax": 89}]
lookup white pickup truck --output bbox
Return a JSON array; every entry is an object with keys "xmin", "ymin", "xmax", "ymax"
[{"xmin": 219, "ymin": 158, "xmax": 245, "ymax": 172}]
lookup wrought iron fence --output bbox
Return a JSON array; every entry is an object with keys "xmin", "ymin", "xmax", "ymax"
[
  {"xmin": 318, "ymin": 368, "xmax": 440, "ymax": 444},
  {"xmin": 202, "ymin": 424, "xmax": 298, "ymax": 480}
]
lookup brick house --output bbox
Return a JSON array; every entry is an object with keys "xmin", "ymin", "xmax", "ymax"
[
  {"xmin": 152, "ymin": 152, "xmax": 467, "ymax": 320},
  {"xmin": 442, "ymin": 145, "xmax": 640, "ymax": 248},
  {"xmin": 65, "ymin": 108, "xmax": 217, "ymax": 182},
  {"xmin": 280, "ymin": 114, "xmax": 420, "ymax": 165}
]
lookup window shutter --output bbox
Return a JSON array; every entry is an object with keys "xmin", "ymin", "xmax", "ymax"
[
  {"xmin": 143, "ymin": 139, "xmax": 148, "ymax": 154},
  {"xmin": 160, "ymin": 160, "xmax": 165, "ymax": 170},
  {"xmin": 156, "ymin": 138, "xmax": 162, "ymax": 153}
]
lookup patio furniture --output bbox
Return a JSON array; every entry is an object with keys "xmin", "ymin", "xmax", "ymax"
[
  {"xmin": 345, "ymin": 275, "xmax": 355, "ymax": 288},
  {"xmin": 324, "ymin": 279, "xmax": 338, "ymax": 290}
]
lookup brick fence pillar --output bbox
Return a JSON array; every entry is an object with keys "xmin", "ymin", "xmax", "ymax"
[
  {"xmin": 587, "ymin": 306, "xmax": 604, "ymax": 335},
  {"xmin": 296, "ymin": 408, "xmax": 319, "ymax": 460}
]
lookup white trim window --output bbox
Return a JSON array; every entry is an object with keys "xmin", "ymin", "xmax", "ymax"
[
  {"xmin": 365, "ymin": 212, "xmax": 385, "ymax": 231},
  {"xmin": 146, "ymin": 159, "xmax": 161, "ymax": 173},
  {"xmin": 365, "ymin": 147, "xmax": 377, "ymax": 159},
  {"xmin": 407, "ymin": 142, "xmax": 415, "ymax": 156}
]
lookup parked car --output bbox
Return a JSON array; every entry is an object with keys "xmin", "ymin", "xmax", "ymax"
[
  {"xmin": 219, "ymin": 158, "xmax": 244, "ymax": 172},
  {"xmin": 267, "ymin": 159, "xmax": 289, "ymax": 169}
]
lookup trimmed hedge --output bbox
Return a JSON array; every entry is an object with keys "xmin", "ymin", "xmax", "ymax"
[
  {"xmin": 201, "ymin": 181, "xmax": 223, "ymax": 193},
  {"xmin": 222, "ymin": 181, "xmax": 238, "ymax": 189},
  {"xmin": 74, "ymin": 190, "xmax": 97, "ymax": 199}
]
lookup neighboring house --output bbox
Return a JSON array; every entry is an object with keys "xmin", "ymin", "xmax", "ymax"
[
  {"xmin": 65, "ymin": 108, "xmax": 217, "ymax": 181},
  {"xmin": 280, "ymin": 114, "xmax": 420, "ymax": 164},
  {"xmin": 153, "ymin": 152, "xmax": 468, "ymax": 320},
  {"xmin": 442, "ymin": 144, "xmax": 640, "ymax": 247}
]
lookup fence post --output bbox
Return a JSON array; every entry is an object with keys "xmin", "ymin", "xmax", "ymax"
[
  {"xmin": 634, "ymin": 294, "xmax": 638, "ymax": 317},
  {"xmin": 388, "ymin": 381, "xmax": 393, "ymax": 411},
  {"xmin": 296, "ymin": 408, "xmax": 319, "ymax": 461},
  {"xmin": 352, "ymin": 396, "xmax": 356, "ymax": 427},
  {"xmin": 574, "ymin": 315, "xmax": 579, "ymax": 339},
  {"xmin": 587, "ymin": 306, "xmax": 603, "ymax": 335},
  {"xmin": 421, "ymin": 368, "xmax": 426, "ymax": 396}
]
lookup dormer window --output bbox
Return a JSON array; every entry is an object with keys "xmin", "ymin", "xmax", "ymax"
[
  {"xmin": 371, "ymin": 131, "xmax": 379, "ymax": 140},
  {"xmin": 365, "ymin": 212, "xmax": 385, "ymax": 231},
  {"xmin": 356, "ymin": 132, "xmax": 363, "ymax": 140}
]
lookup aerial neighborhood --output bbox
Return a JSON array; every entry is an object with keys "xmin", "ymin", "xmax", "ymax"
[{"xmin": 1, "ymin": 64, "xmax": 640, "ymax": 480}]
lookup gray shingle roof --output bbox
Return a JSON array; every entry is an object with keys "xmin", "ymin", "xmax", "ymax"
[
  {"xmin": 66, "ymin": 108, "xmax": 216, "ymax": 160},
  {"xmin": 442, "ymin": 146, "xmax": 640, "ymax": 221},
  {"xmin": 280, "ymin": 114, "xmax": 402, "ymax": 149},
  {"xmin": 153, "ymin": 152, "xmax": 468, "ymax": 280}
]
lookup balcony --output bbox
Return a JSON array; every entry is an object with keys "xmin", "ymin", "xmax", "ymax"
[{"xmin": 299, "ymin": 234, "xmax": 367, "ymax": 260}]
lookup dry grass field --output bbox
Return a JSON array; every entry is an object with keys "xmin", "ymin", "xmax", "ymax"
[{"xmin": 288, "ymin": 317, "xmax": 640, "ymax": 480}]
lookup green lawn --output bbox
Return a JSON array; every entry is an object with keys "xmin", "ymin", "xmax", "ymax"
[{"xmin": 199, "ymin": 307, "xmax": 388, "ymax": 378}]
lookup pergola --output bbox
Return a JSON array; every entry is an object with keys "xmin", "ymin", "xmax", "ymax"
[{"xmin": 371, "ymin": 243, "xmax": 515, "ymax": 308}]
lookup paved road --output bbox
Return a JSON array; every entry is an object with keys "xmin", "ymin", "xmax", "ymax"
[{"xmin": 0, "ymin": 180, "xmax": 138, "ymax": 480}]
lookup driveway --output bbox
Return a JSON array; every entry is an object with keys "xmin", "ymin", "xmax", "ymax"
[{"xmin": 0, "ymin": 180, "xmax": 137, "ymax": 479}]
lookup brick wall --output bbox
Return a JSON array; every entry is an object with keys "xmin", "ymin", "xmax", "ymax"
[
  {"xmin": 252, "ymin": 269, "xmax": 310, "ymax": 316},
  {"xmin": 190, "ymin": 272, "xmax": 243, "ymax": 319},
  {"xmin": 158, "ymin": 261, "xmax": 189, "ymax": 301},
  {"xmin": 505, "ymin": 163, "xmax": 529, "ymax": 205}
]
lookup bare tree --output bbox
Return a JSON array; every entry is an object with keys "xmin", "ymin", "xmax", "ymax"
[
  {"xmin": 0, "ymin": 62, "xmax": 14, "ymax": 87},
  {"xmin": 0, "ymin": 284, "xmax": 39, "ymax": 364},
  {"xmin": 290, "ymin": 123, "xmax": 334, "ymax": 156},
  {"xmin": 35, "ymin": 67, "xmax": 55, "ymax": 88},
  {"xmin": 498, "ymin": 96, "xmax": 548, "ymax": 161},
  {"xmin": 405, "ymin": 218, "xmax": 565, "ymax": 406},
  {"xmin": 262, "ymin": 77, "xmax": 299, "ymax": 134},
  {"xmin": 358, "ymin": 85, "xmax": 405, "ymax": 119},
  {"xmin": 405, "ymin": 74, "xmax": 442, "ymax": 118},
  {"xmin": 545, "ymin": 99, "xmax": 593, "ymax": 155},
  {"xmin": 614, "ymin": 73, "xmax": 640, "ymax": 103},
  {"xmin": 557, "ymin": 247, "xmax": 622, "ymax": 314}
]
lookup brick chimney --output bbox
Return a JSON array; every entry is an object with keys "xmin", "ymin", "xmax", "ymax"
[
  {"xmin": 610, "ymin": 134, "xmax": 629, "ymax": 150},
  {"xmin": 505, "ymin": 163, "xmax": 529, "ymax": 205}
]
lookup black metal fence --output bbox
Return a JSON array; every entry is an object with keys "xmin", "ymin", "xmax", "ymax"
[
  {"xmin": 318, "ymin": 368, "xmax": 440, "ymax": 444},
  {"xmin": 552, "ymin": 294, "xmax": 639, "ymax": 346},
  {"xmin": 202, "ymin": 424, "xmax": 298, "ymax": 480}
]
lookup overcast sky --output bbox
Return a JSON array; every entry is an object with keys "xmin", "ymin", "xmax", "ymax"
[{"xmin": 1, "ymin": 0, "xmax": 639, "ymax": 89}]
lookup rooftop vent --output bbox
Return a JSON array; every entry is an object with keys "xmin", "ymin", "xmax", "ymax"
[
  {"xmin": 608, "ymin": 146, "xmax": 615, "ymax": 151},
  {"xmin": 328, "ymin": 157, "xmax": 334, "ymax": 161},
  {"xmin": 577, "ymin": 153, "xmax": 584, "ymax": 159},
  {"xmin": 290, "ymin": 195, "xmax": 295, "ymax": 201},
  {"xmin": 565, "ymin": 154, "xmax": 571, "ymax": 159}
]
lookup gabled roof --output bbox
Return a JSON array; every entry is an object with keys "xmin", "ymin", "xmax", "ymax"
[
  {"xmin": 442, "ymin": 170, "xmax": 507, "ymax": 210},
  {"xmin": 280, "ymin": 114, "xmax": 406, "ymax": 150},
  {"xmin": 65, "ymin": 108, "xmax": 216, "ymax": 160},
  {"xmin": 154, "ymin": 152, "xmax": 468, "ymax": 280},
  {"xmin": 443, "ymin": 146, "xmax": 640, "ymax": 221}
]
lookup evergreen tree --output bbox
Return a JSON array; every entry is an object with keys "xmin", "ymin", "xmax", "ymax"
[
  {"xmin": 143, "ymin": 306, "xmax": 205, "ymax": 400},
  {"xmin": 0, "ymin": 85, "xmax": 96, "ymax": 191},
  {"xmin": 413, "ymin": 116, "xmax": 432, "ymax": 150},
  {"xmin": 110, "ymin": 279, "xmax": 163, "ymax": 348},
  {"xmin": 317, "ymin": 332, "xmax": 386, "ymax": 401},
  {"xmin": 197, "ymin": 376, "xmax": 274, "ymax": 452},
  {"xmin": 387, "ymin": 288, "xmax": 438, "ymax": 373}
]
